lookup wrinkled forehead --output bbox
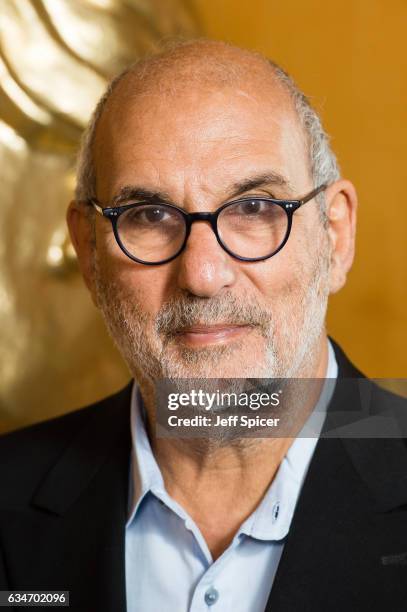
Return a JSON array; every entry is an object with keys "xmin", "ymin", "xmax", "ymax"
[{"xmin": 93, "ymin": 60, "xmax": 310, "ymax": 200}]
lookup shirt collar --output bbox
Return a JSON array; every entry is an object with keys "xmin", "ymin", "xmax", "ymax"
[
  {"xmin": 126, "ymin": 385, "xmax": 165, "ymax": 526},
  {"xmin": 126, "ymin": 339, "xmax": 338, "ymax": 538}
]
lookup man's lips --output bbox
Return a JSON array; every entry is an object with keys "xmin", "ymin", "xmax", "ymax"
[{"xmin": 175, "ymin": 324, "xmax": 252, "ymax": 346}]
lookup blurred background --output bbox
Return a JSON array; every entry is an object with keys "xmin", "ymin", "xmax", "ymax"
[{"xmin": 0, "ymin": 0, "xmax": 406, "ymax": 434}]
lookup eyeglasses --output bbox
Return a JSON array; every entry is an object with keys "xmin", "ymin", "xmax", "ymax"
[{"xmin": 89, "ymin": 184, "xmax": 327, "ymax": 266}]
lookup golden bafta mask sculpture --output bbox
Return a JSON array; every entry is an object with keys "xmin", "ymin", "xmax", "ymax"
[{"xmin": 0, "ymin": 0, "xmax": 200, "ymax": 432}]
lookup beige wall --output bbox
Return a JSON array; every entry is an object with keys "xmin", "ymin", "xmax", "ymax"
[{"xmin": 195, "ymin": 0, "xmax": 407, "ymax": 376}]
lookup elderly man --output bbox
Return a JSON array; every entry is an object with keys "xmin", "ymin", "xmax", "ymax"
[{"xmin": 0, "ymin": 40, "xmax": 406, "ymax": 612}]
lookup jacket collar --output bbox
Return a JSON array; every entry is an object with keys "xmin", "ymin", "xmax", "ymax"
[
  {"xmin": 328, "ymin": 338, "xmax": 407, "ymax": 512},
  {"xmin": 31, "ymin": 381, "xmax": 133, "ymax": 515},
  {"xmin": 265, "ymin": 339, "xmax": 407, "ymax": 611}
]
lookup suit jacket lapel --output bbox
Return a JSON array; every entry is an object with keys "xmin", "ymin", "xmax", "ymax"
[
  {"xmin": 2, "ymin": 382, "xmax": 133, "ymax": 612},
  {"xmin": 265, "ymin": 340, "xmax": 407, "ymax": 611}
]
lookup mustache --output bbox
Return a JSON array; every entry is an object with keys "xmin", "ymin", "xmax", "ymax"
[{"xmin": 155, "ymin": 291, "xmax": 273, "ymax": 338}]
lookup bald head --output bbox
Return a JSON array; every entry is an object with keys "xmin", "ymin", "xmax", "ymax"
[
  {"xmin": 75, "ymin": 39, "xmax": 340, "ymax": 210},
  {"xmin": 104, "ymin": 39, "xmax": 284, "ymax": 99}
]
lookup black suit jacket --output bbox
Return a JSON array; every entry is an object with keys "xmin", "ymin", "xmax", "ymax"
[{"xmin": 1, "ymin": 340, "xmax": 407, "ymax": 611}]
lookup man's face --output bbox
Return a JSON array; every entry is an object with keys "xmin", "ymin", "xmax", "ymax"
[{"xmin": 90, "ymin": 80, "xmax": 330, "ymax": 382}]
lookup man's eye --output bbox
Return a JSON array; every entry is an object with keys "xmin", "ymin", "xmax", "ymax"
[
  {"xmin": 127, "ymin": 206, "xmax": 170, "ymax": 224},
  {"xmin": 143, "ymin": 207, "xmax": 167, "ymax": 223},
  {"xmin": 239, "ymin": 200, "xmax": 263, "ymax": 215},
  {"xmin": 230, "ymin": 200, "xmax": 272, "ymax": 217}
]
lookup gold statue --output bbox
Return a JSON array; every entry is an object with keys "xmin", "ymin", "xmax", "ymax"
[{"xmin": 0, "ymin": 0, "xmax": 199, "ymax": 432}]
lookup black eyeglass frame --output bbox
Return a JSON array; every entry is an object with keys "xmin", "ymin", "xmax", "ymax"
[{"xmin": 89, "ymin": 183, "xmax": 327, "ymax": 265}]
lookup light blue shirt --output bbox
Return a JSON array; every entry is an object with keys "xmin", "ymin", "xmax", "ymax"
[{"xmin": 125, "ymin": 341, "xmax": 338, "ymax": 612}]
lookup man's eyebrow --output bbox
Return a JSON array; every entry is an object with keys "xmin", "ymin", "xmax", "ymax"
[
  {"xmin": 112, "ymin": 171, "xmax": 293, "ymax": 207},
  {"xmin": 230, "ymin": 172, "xmax": 293, "ymax": 198},
  {"xmin": 113, "ymin": 186, "xmax": 175, "ymax": 206}
]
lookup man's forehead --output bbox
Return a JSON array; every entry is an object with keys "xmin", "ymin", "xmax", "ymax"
[
  {"xmin": 94, "ymin": 97, "xmax": 306, "ymax": 202},
  {"xmin": 92, "ymin": 43, "xmax": 308, "ymax": 198},
  {"xmin": 100, "ymin": 86, "xmax": 292, "ymax": 145},
  {"xmin": 95, "ymin": 41, "xmax": 297, "ymax": 141}
]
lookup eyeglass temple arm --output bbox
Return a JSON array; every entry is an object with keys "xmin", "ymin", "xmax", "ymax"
[
  {"xmin": 298, "ymin": 184, "xmax": 327, "ymax": 207},
  {"xmin": 89, "ymin": 199, "xmax": 104, "ymax": 215}
]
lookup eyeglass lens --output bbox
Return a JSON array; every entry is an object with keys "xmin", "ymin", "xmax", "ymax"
[{"xmin": 116, "ymin": 200, "xmax": 289, "ymax": 263}]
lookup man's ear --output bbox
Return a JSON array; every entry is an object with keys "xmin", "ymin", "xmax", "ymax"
[
  {"xmin": 66, "ymin": 201, "xmax": 98, "ymax": 305},
  {"xmin": 325, "ymin": 179, "xmax": 358, "ymax": 294}
]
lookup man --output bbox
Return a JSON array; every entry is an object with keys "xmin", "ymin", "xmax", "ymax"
[{"xmin": 0, "ymin": 40, "xmax": 406, "ymax": 612}]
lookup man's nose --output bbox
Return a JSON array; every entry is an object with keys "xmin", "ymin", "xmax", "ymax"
[{"xmin": 175, "ymin": 221, "xmax": 237, "ymax": 297}]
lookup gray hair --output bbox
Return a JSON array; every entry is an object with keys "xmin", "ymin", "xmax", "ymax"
[
  {"xmin": 75, "ymin": 42, "xmax": 340, "ymax": 220},
  {"xmin": 268, "ymin": 60, "xmax": 340, "ymax": 216}
]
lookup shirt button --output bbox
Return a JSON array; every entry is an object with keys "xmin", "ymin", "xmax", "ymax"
[
  {"xmin": 272, "ymin": 501, "xmax": 280, "ymax": 522},
  {"xmin": 204, "ymin": 587, "xmax": 219, "ymax": 606}
]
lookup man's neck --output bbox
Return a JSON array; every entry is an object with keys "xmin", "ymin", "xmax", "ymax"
[{"xmin": 153, "ymin": 436, "xmax": 294, "ymax": 559}]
